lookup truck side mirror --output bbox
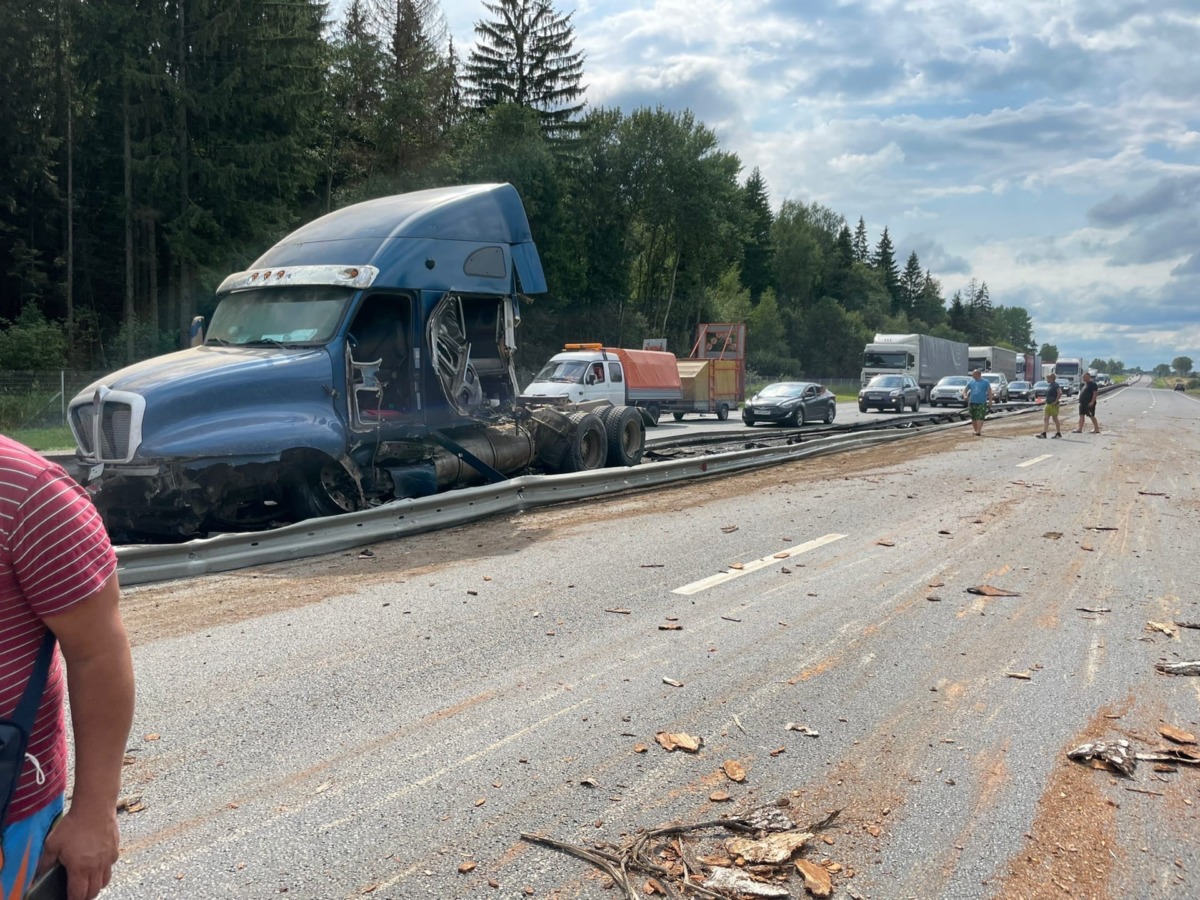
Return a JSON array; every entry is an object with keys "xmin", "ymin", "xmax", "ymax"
[
  {"xmin": 585, "ymin": 373, "xmax": 596, "ymax": 385},
  {"xmin": 189, "ymin": 315, "xmax": 206, "ymax": 347}
]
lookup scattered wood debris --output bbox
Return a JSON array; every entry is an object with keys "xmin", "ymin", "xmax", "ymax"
[
  {"xmin": 876, "ymin": 540, "xmax": 895, "ymax": 547},
  {"xmin": 605, "ymin": 607, "xmax": 632, "ymax": 615},
  {"xmin": 1155, "ymin": 661, "xmax": 1200, "ymax": 676},
  {"xmin": 521, "ymin": 804, "xmax": 842, "ymax": 900},
  {"xmin": 721, "ymin": 525, "xmax": 740, "ymax": 533},
  {"xmin": 785, "ymin": 723, "xmax": 820, "ymax": 737},
  {"xmin": 967, "ymin": 585, "xmax": 1021, "ymax": 597},
  {"xmin": 1159, "ymin": 724, "xmax": 1196, "ymax": 745},
  {"xmin": 1006, "ymin": 671, "xmax": 1032, "ymax": 680},
  {"xmin": 1175, "ymin": 621, "xmax": 1200, "ymax": 630},
  {"xmin": 722, "ymin": 760, "xmax": 747, "ymax": 783},
  {"xmin": 662, "ymin": 678, "xmax": 683, "ymax": 688},
  {"xmin": 1068, "ymin": 739, "xmax": 1136, "ymax": 776},
  {"xmin": 1146, "ymin": 621, "xmax": 1177, "ymax": 637},
  {"xmin": 655, "ymin": 732, "xmax": 702, "ymax": 753},
  {"xmin": 1076, "ymin": 606, "xmax": 1111, "ymax": 613}
]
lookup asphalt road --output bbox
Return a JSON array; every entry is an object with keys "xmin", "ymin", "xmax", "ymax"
[{"xmin": 103, "ymin": 382, "xmax": 1198, "ymax": 899}]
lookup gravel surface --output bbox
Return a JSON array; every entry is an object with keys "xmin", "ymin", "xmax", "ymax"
[{"xmin": 100, "ymin": 384, "xmax": 1200, "ymax": 899}]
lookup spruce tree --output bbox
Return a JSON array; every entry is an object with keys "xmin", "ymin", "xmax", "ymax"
[
  {"xmin": 872, "ymin": 226, "xmax": 900, "ymax": 313},
  {"xmin": 899, "ymin": 251, "xmax": 923, "ymax": 318},
  {"xmin": 740, "ymin": 167, "xmax": 774, "ymax": 304},
  {"xmin": 465, "ymin": 0, "xmax": 585, "ymax": 135},
  {"xmin": 852, "ymin": 216, "xmax": 869, "ymax": 264}
]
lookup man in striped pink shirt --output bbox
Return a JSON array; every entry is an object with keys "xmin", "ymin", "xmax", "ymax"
[{"xmin": 0, "ymin": 435, "xmax": 134, "ymax": 899}]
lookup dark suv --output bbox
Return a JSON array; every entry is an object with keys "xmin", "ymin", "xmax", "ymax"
[{"xmin": 859, "ymin": 374, "xmax": 921, "ymax": 413}]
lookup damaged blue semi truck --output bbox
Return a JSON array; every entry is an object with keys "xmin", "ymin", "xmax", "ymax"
[{"xmin": 68, "ymin": 184, "xmax": 646, "ymax": 541}]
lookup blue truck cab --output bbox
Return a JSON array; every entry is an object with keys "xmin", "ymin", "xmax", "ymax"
[{"xmin": 69, "ymin": 184, "xmax": 642, "ymax": 540}]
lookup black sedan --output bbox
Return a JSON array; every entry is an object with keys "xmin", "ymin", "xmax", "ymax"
[
  {"xmin": 1008, "ymin": 380, "xmax": 1035, "ymax": 401},
  {"xmin": 859, "ymin": 374, "xmax": 921, "ymax": 412},
  {"xmin": 743, "ymin": 382, "xmax": 836, "ymax": 426},
  {"xmin": 1032, "ymin": 380, "xmax": 1052, "ymax": 400}
]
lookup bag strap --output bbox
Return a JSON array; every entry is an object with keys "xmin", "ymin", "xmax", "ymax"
[{"xmin": 12, "ymin": 632, "xmax": 57, "ymax": 733}]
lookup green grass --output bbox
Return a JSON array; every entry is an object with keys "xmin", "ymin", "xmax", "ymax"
[{"xmin": 6, "ymin": 426, "xmax": 75, "ymax": 452}]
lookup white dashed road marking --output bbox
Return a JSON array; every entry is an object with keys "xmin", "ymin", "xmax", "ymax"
[
  {"xmin": 1017, "ymin": 454, "xmax": 1053, "ymax": 468},
  {"xmin": 672, "ymin": 533, "xmax": 847, "ymax": 596}
]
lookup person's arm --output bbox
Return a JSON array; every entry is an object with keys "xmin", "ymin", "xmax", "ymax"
[{"xmin": 38, "ymin": 574, "xmax": 134, "ymax": 900}]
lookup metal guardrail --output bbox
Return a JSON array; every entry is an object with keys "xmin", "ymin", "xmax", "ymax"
[
  {"xmin": 77, "ymin": 382, "xmax": 1127, "ymax": 586},
  {"xmin": 113, "ymin": 425, "xmax": 936, "ymax": 586}
]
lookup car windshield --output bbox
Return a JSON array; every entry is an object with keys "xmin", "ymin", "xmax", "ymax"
[
  {"xmin": 207, "ymin": 285, "xmax": 353, "ymax": 345},
  {"xmin": 758, "ymin": 383, "xmax": 806, "ymax": 397},
  {"xmin": 1034, "ymin": 382, "xmax": 1049, "ymax": 389},
  {"xmin": 983, "ymin": 374, "xmax": 1002, "ymax": 384},
  {"xmin": 937, "ymin": 376, "xmax": 970, "ymax": 387},
  {"xmin": 1011, "ymin": 382, "xmax": 1030, "ymax": 389},
  {"xmin": 868, "ymin": 375, "xmax": 904, "ymax": 388},
  {"xmin": 533, "ymin": 359, "xmax": 590, "ymax": 384}
]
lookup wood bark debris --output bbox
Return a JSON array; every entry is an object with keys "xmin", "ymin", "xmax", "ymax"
[
  {"xmin": 1155, "ymin": 661, "xmax": 1200, "ymax": 676},
  {"xmin": 520, "ymin": 804, "xmax": 840, "ymax": 900},
  {"xmin": 967, "ymin": 585, "xmax": 1021, "ymax": 597}
]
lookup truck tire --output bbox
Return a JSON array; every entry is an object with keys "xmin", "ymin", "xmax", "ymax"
[
  {"xmin": 717, "ymin": 403, "xmax": 729, "ymax": 421},
  {"xmin": 644, "ymin": 403, "xmax": 662, "ymax": 426},
  {"xmin": 291, "ymin": 454, "xmax": 360, "ymax": 520},
  {"xmin": 672, "ymin": 412, "xmax": 686, "ymax": 422},
  {"xmin": 600, "ymin": 405, "xmax": 644, "ymax": 467},
  {"xmin": 560, "ymin": 411, "xmax": 608, "ymax": 472}
]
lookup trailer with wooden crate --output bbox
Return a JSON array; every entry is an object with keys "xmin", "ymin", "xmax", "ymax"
[{"xmin": 664, "ymin": 323, "xmax": 746, "ymax": 421}]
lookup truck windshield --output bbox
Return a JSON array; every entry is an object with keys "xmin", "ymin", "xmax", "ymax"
[
  {"xmin": 533, "ymin": 359, "xmax": 590, "ymax": 384},
  {"xmin": 863, "ymin": 351, "xmax": 908, "ymax": 368},
  {"xmin": 1055, "ymin": 362, "xmax": 1080, "ymax": 376},
  {"xmin": 207, "ymin": 286, "xmax": 354, "ymax": 346}
]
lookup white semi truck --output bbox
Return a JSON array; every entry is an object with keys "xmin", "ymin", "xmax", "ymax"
[
  {"xmin": 861, "ymin": 334, "xmax": 970, "ymax": 402},
  {"xmin": 968, "ymin": 346, "xmax": 1023, "ymax": 382}
]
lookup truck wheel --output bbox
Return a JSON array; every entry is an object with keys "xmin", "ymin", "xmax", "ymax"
[
  {"xmin": 292, "ymin": 455, "xmax": 360, "ymax": 520},
  {"xmin": 600, "ymin": 406, "xmax": 644, "ymax": 467},
  {"xmin": 672, "ymin": 412, "xmax": 686, "ymax": 422},
  {"xmin": 717, "ymin": 403, "xmax": 729, "ymax": 421},
  {"xmin": 560, "ymin": 411, "xmax": 608, "ymax": 472},
  {"xmin": 645, "ymin": 403, "xmax": 661, "ymax": 426}
]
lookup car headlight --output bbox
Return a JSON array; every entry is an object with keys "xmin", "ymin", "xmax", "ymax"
[
  {"xmin": 890, "ymin": 390, "xmax": 901, "ymax": 397},
  {"xmin": 858, "ymin": 392, "xmax": 865, "ymax": 399}
]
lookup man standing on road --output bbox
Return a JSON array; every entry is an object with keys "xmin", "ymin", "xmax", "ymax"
[
  {"xmin": 962, "ymin": 369, "xmax": 993, "ymax": 436},
  {"xmin": 1038, "ymin": 373, "xmax": 1064, "ymax": 438},
  {"xmin": 0, "ymin": 435, "xmax": 135, "ymax": 900},
  {"xmin": 1074, "ymin": 372, "xmax": 1101, "ymax": 434}
]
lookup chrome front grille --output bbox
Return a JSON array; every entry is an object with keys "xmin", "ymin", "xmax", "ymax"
[{"xmin": 73, "ymin": 398, "xmax": 134, "ymax": 461}]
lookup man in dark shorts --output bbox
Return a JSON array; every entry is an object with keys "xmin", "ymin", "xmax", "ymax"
[
  {"xmin": 1074, "ymin": 371, "xmax": 1101, "ymax": 433},
  {"xmin": 1037, "ymin": 373, "xmax": 1063, "ymax": 438},
  {"xmin": 962, "ymin": 369, "xmax": 993, "ymax": 435}
]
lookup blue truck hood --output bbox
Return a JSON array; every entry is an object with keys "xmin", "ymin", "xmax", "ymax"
[{"xmin": 72, "ymin": 346, "xmax": 343, "ymax": 462}]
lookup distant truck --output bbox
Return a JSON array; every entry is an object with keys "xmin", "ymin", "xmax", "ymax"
[
  {"xmin": 523, "ymin": 345, "xmax": 683, "ymax": 425},
  {"xmin": 1022, "ymin": 352, "xmax": 1042, "ymax": 384},
  {"xmin": 861, "ymin": 333, "xmax": 970, "ymax": 402},
  {"xmin": 1054, "ymin": 357, "xmax": 1084, "ymax": 394},
  {"xmin": 968, "ymin": 346, "xmax": 1023, "ymax": 383},
  {"xmin": 67, "ymin": 183, "xmax": 648, "ymax": 540}
]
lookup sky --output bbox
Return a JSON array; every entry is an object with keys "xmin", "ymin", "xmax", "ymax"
[{"xmin": 338, "ymin": 0, "xmax": 1200, "ymax": 371}]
